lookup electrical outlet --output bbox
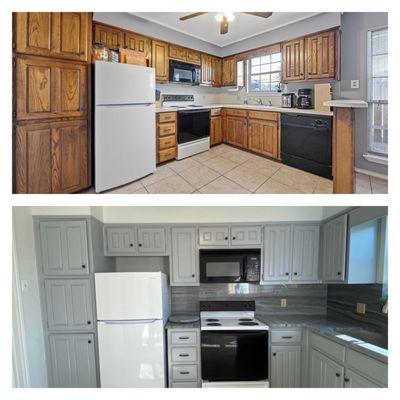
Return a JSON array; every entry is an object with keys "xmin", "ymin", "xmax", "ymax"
[
  {"xmin": 281, "ymin": 298, "xmax": 287, "ymax": 308},
  {"xmin": 351, "ymin": 80, "xmax": 360, "ymax": 89},
  {"xmin": 356, "ymin": 302, "xmax": 366, "ymax": 314}
]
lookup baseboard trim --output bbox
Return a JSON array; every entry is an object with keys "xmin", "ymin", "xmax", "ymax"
[{"xmin": 355, "ymin": 167, "xmax": 388, "ymax": 181}]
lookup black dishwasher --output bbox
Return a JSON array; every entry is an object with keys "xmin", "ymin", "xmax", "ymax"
[{"xmin": 280, "ymin": 113, "xmax": 332, "ymax": 179}]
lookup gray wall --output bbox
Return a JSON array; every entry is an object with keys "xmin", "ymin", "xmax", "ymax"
[
  {"xmin": 171, "ymin": 284, "xmax": 327, "ymax": 318},
  {"xmin": 93, "ymin": 12, "xmax": 221, "ymax": 56},
  {"xmin": 116, "ymin": 256, "xmax": 169, "ymax": 275},
  {"xmin": 339, "ymin": 12, "xmax": 388, "ymax": 175}
]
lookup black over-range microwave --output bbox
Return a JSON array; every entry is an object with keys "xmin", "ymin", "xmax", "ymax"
[
  {"xmin": 169, "ymin": 60, "xmax": 200, "ymax": 85},
  {"xmin": 199, "ymin": 249, "xmax": 261, "ymax": 283}
]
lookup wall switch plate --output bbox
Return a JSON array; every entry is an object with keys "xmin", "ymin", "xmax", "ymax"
[
  {"xmin": 21, "ymin": 280, "xmax": 29, "ymax": 292},
  {"xmin": 356, "ymin": 302, "xmax": 366, "ymax": 314},
  {"xmin": 281, "ymin": 298, "xmax": 287, "ymax": 308},
  {"xmin": 351, "ymin": 80, "xmax": 360, "ymax": 89}
]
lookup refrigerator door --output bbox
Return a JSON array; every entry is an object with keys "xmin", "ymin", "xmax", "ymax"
[
  {"xmin": 94, "ymin": 103, "xmax": 156, "ymax": 193},
  {"xmin": 97, "ymin": 320, "xmax": 166, "ymax": 388},
  {"xmin": 95, "ymin": 61, "xmax": 155, "ymax": 105},
  {"xmin": 95, "ymin": 272, "xmax": 165, "ymax": 321}
]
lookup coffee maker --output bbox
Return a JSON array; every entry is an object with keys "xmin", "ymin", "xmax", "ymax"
[{"xmin": 297, "ymin": 88, "xmax": 313, "ymax": 109}]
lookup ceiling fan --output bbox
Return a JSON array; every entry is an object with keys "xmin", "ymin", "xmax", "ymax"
[{"xmin": 179, "ymin": 12, "xmax": 273, "ymax": 35}]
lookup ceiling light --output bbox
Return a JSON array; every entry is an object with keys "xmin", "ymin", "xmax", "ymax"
[
  {"xmin": 215, "ymin": 12, "xmax": 235, "ymax": 22},
  {"xmin": 226, "ymin": 13, "xmax": 235, "ymax": 22},
  {"xmin": 215, "ymin": 13, "xmax": 224, "ymax": 22}
]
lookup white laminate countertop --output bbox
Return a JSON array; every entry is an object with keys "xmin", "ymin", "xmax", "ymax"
[
  {"xmin": 156, "ymin": 103, "xmax": 334, "ymax": 116},
  {"xmin": 323, "ymin": 99, "xmax": 368, "ymax": 108}
]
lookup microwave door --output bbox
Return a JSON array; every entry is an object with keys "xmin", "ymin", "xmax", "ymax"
[{"xmin": 200, "ymin": 255, "xmax": 244, "ymax": 283}]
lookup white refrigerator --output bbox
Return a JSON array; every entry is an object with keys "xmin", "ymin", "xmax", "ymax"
[
  {"xmin": 94, "ymin": 61, "xmax": 156, "ymax": 193},
  {"xmin": 95, "ymin": 272, "xmax": 170, "ymax": 388}
]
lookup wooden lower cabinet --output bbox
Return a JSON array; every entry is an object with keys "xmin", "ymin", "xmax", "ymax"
[
  {"xmin": 224, "ymin": 116, "xmax": 247, "ymax": 148},
  {"xmin": 157, "ymin": 112, "xmax": 177, "ymax": 163},
  {"xmin": 15, "ymin": 119, "xmax": 89, "ymax": 193},
  {"xmin": 210, "ymin": 115, "xmax": 222, "ymax": 146},
  {"xmin": 247, "ymin": 118, "xmax": 279, "ymax": 159}
]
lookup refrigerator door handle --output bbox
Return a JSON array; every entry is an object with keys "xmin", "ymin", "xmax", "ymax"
[{"xmin": 98, "ymin": 319, "xmax": 159, "ymax": 325}]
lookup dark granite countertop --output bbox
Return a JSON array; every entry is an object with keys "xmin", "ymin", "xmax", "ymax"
[{"xmin": 166, "ymin": 321, "xmax": 200, "ymax": 330}]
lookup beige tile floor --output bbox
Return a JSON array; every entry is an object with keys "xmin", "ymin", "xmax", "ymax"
[{"xmin": 82, "ymin": 144, "xmax": 387, "ymax": 194}]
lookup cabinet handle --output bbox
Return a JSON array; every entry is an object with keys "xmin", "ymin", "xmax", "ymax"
[
  {"xmin": 179, "ymin": 354, "xmax": 189, "ymax": 357},
  {"xmin": 344, "ymin": 378, "xmax": 349, "ymax": 383},
  {"xmin": 273, "ymin": 353, "xmax": 277, "ymax": 356},
  {"xmin": 180, "ymin": 371, "xmax": 190, "ymax": 375},
  {"xmin": 87, "ymin": 320, "xmax": 91, "ymax": 325},
  {"xmin": 82, "ymin": 265, "xmax": 86, "ymax": 269},
  {"xmin": 232, "ymin": 237, "xmax": 236, "ymax": 240},
  {"xmin": 88, "ymin": 340, "xmax": 92, "ymax": 344},
  {"xmin": 285, "ymin": 272, "xmax": 289, "ymax": 276},
  {"xmin": 337, "ymin": 271, "xmax": 342, "ymax": 275},
  {"xmin": 192, "ymin": 274, "xmax": 195, "ymax": 278},
  {"xmin": 335, "ymin": 373, "xmax": 341, "ymax": 377},
  {"xmin": 294, "ymin": 272, "xmax": 298, "ymax": 275},
  {"xmin": 129, "ymin": 243, "xmax": 134, "ymax": 247},
  {"xmin": 138, "ymin": 243, "xmax": 142, "ymax": 247},
  {"xmin": 282, "ymin": 336, "xmax": 293, "ymax": 339},
  {"xmin": 179, "ymin": 336, "xmax": 189, "ymax": 340},
  {"xmin": 225, "ymin": 237, "xmax": 228, "ymax": 240}
]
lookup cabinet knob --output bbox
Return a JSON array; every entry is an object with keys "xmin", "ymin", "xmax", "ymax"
[
  {"xmin": 344, "ymin": 378, "xmax": 349, "ymax": 383},
  {"xmin": 294, "ymin": 272, "xmax": 298, "ymax": 275},
  {"xmin": 335, "ymin": 373, "xmax": 341, "ymax": 377},
  {"xmin": 87, "ymin": 320, "xmax": 91, "ymax": 325},
  {"xmin": 192, "ymin": 274, "xmax": 195, "ymax": 278},
  {"xmin": 88, "ymin": 340, "xmax": 92, "ymax": 344},
  {"xmin": 138, "ymin": 243, "xmax": 142, "ymax": 247},
  {"xmin": 82, "ymin": 265, "xmax": 86, "ymax": 269},
  {"xmin": 232, "ymin": 237, "xmax": 236, "ymax": 240},
  {"xmin": 285, "ymin": 272, "xmax": 289, "ymax": 276},
  {"xmin": 129, "ymin": 243, "xmax": 134, "ymax": 247},
  {"xmin": 225, "ymin": 237, "xmax": 228, "ymax": 240},
  {"xmin": 337, "ymin": 271, "xmax": 342, "ymax": 275},
  {"xmin": 273, "ymin": 353, "xmax": 277, "ymax": 356}
]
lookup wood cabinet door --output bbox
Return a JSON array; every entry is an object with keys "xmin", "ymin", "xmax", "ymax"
[
  {"xmin": 212, "ymin": 57, "xmax": 222, "ymax": 86},
  {"xmin": 93, "ymin": 23, "xmax": 124, "ymax": 50},
  {"xmin": 271, "ymin": 345, "xmax": 301, "ymax": 388},
  {"xmin": 198, "ymin": 226, "xmax": 230, "ymax": 246},
  {"xmin": 14, "ymin": 12, "xmax": 90, "ymax": 61},
  {"xmin": 171, "ymin": 227, "xmax": 198, "ymax": 286},
  {"xmin": 222, "ymin": 57, "xmax": 237, "ymax": 86},
  {"xmin": 137, "ymin": 227, "xmax": 167, "ymax": 254},
  {"xmin": 310, "ymin": 349, "xmax": 344, "ymax": 388},
  {"xmin": 49, "ymin": 333, "xmax": 97, "ymax": 388},
  {"xmin": 291, "ymin": 224, "xmax": 320, "ymax": 282},
  {"xmin": 248, "ymin": 119, "xmax": 279, "ymax": 158},
  {"xmin": 152, "ymin": 40, "xmax": 169, "ymax": 81},
  {"xmin": 15, "ymin": 120, "xmax": 89, "ymax": 194},
  {"xmin": 230, "ymin": 225, "xmax": 262, "ymax": 246},
  {"xmin": 201, "ymin": 54, "xmax": 212, "ymax": 85},
  {"xmin": 169, "ymin": 44, "xmax": 187, "ymax": 61},
  {"xmin": 306, "ymin": 30, "xmax": 337, "ymax": 80},
  {"xmin": 186, "ymin": 49, "xmax": 201, "ymax": 64},
  {"xmin": 321, "ymin": 214, "xmax": 347, "ymax": 282},
  {"xmin": 263, "ymin": 225, "xmax": 292, "ymax": 282},
  {"xmin": 45, "ymin": 279, "xmax": 93, "ymax": 331},
  {"xmin": 105, "ymin": 227, "xmax": 137, "ymax": 255},
  {"xmin": 16, "ymin": 56, "xmax": 87, "ymax": 121},
  {"xmin": 210, "ymin": 116, "xmax": 222, "ymax": 145},
  {"xmin": 282, "ymin": 39, "xmax": 305, "ymax": 81},
  {"xmin": 225, "ymin": 116, "xmax": 247, "ymax": 148}
]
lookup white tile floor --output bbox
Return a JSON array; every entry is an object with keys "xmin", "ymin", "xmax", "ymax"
[{"xmin": 82, "ymin": 144, "xmax": 387, "ymax": 194}]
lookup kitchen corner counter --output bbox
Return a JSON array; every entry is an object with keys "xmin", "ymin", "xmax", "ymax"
[{"xmin": 166, "ymin": 320, "xmax": 200, "ymax": 330}]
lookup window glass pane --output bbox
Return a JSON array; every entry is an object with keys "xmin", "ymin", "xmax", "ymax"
[
  {"xmin": 270, "ymin": 72, "xmax": 281, "ymax": 82},
  {"xmin": 260, "ymin": 55, "xmax": 270, "ymax": 64},
  {"xmin": 372, "ymin": 29, "xmax": 388, "ymax": 55},
  {"xmin": 260, "ymin": 64, "xmax": 271, "ymax": 73},
  {"xmin": 247, "ymin": 51, "xmax": 282, "ymax": 93},
  {"xmin": 251, "ymin": 65, "xmax": 261, "ymax": 74},
  {"xmin": 271, "ymin": 81, "xmax": 281, "ymax": 91},
  {"xmin": 372, "ymin": 54, "xmax": 388, "ymax": 76},
  {"xmin": 271, "ymin": 62, "xmax": 281, "ymax": 72},
  {"xmin": 372, "ymin": 77, "xmax": 388, "ymax": 101},
  {"xmin": 271, "ymin": 53, "xmax": 281, "ymax": 62},
  {"xmin": 251, "ymin": 57, "xmax": 260, "ymax": 66},
  {"xmin": 250, "ymin": 77, "xmax": 260, "ymax": 91}
]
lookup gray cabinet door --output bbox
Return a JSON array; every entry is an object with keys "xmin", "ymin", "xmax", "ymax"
[
  {"xmin": 137, "ymin": 227, "xmax": 167, "ymax": 254},
  {"xmin": 321, "ymin": 214, "xmax": 347, "ymax": 282},
  {"xmin": 198, "ymin": 226, "xmax": 229, "ymax": 246},
  {"xmin": 230, "ymin": 225, "xmax": 262, "ymax": 246},
  {"xmin": 292, "ymin": 224, "xmax": 320, "ymax": 282},
  {"xmin": 105, "ymin": 226, "xmax": 137, "ymax": 255},
  {"xmin": 49, "ymin": 333, "xmax": 97, "ymax": 387},
  {"xmin": 344, "ymin": 369, "xmax": 381, "ymax": 388},
  {"xmin": 45, "ymin": 279, "xmax": 93, "ymax": 331},
  {"xmin": 310, "ymin": 348, "xmax": 344, "ymax": 388},
  {"xmin": 171, "ymin": 227, "xmax": 198, "ymax": 286},
  {"xmin": 40, "ymin": 220, "xmax": 89, "ymax": 276},
  {"xmin": 263, "ymin": 225, "xmax": 292, "ymax": 282},
  {"xmin": 271, "ymin": 345, "xmax": 301, "ymax": 388}
]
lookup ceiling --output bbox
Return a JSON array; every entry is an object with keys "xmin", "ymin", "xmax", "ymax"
[{"xmin": 131, "ymin": 12, "xmax": 321, "ymax": 47}]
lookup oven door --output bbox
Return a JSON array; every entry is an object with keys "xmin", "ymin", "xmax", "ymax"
[
  {"xmin": 201, "ymin": 330, "xmax": 268, "ymax": 382},
  {"xmin": 178, "ymin": 109, "xmax": 210, "ymax": 144},
  {"xmin": 200, "ymin": 254, "xmax": 244, "ymax": 283}
]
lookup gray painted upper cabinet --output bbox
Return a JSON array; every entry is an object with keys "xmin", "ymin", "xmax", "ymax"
[
  {"xmin": 320, "ymin": 214, "xmax": 347, "ymax": 282},
  {"xmin": 271, "ymin": 345, "xmax": 301, "ymax": 388},
  {"xmin": 263, "ymin": 225, "xmax": 292, "ymax": 282},
  {"xmin": 45, "ymin": 279, "xmax": 93, "ymax": 331},
  {"xmin": 198, "ymin": 226, "xmax": 229, "ymax": 246},
  {"xmin": 310, "ymin": 348, "xmax": 344, "ymax": 388},
  {"xmin": 291, "ymin": 225, "xmax": 320, "ymax": 282},
  {"xmin": 171, "ymin": 227, "xmax": 198, "ymax": 286},
  {"xmin": 40, "ymin": 220, "xmax": 89, "ymax": 276},
  {"xmin": 230, "ymin": 225, "xmax": 262, "ymax": 246},
  {"xmin": 105, "ymin": 226, "xmax": 137, "ymax": 255},
  {"xmin": 49, "ymin": 333, "xmax": 97, "ymax": 388},
  {"xmin": 137, "ymin": 227, "xmax": 167, "ymax": 254}
]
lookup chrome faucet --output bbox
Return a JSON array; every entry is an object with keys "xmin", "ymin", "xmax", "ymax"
[
  {"xmin": 256, "ymin": 98, "xmax": 263, "ymax": 105},
  {"xmin": 268, "ymin": 99, "xmax": 272, "ymax": 106}
]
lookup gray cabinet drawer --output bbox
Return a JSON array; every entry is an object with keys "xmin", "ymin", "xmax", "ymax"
[
  {"xmin": 171, "ymin": 347, "xmax": 198, "ymax": 362},
  {"xmin": 346, "ymin": 349, "xmax": 387, "ymax": 386},
  {"xmin": 171, "ymin": 331, "xmax": 198, "ymax": 345},
  {"xmin": 172, "ymin": 365, "xmax": 198, "ymax": 381},
  {"xmin": 311, "ymin": 333, "xmax": 346, "ymax": 363},
  {"xmin": 270, "ymin": 330, "xmax": 302, "ymax": 344}
]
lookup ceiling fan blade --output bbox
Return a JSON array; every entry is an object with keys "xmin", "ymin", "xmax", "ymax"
[
  {"xmin": 179, "ymin": 12, "xmax": 208, "ymax": 21},
  {"xmin": 244, "ymin": 12, "xmax": 273, "ymax": 19},
  {"xmin": 220, "ymin": 16, "xmax": 229, "ymax": 35}
]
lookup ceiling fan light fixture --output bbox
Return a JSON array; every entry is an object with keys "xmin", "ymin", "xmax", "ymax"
[
  {"xmin": 215, "ymin": 13, "xmax": 224, "ymax": 22},
  {"xmin": 226, "ymin": 13, "xmax": 235, "ymax": 22}
]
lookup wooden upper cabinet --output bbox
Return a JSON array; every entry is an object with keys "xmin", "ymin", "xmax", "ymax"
[
  {"xmin": 93, "ymin": 23, "xmax": 124, "ymax": 50},
  {"xmin": 14, "ymin": 12, "xmax": 90, "ymax": 62},
  {"xmin": 152, "ymin": 40, "xmax": 169, "ymax": 81},
  {"xmin": 15, "ymin": 56, "xmax": 87, "ymax": 121},
  {"xmin": 212, "ymin": 57, "xmax": 222, "ymax": 86},
  {"xmin": 306, "ymin": 30, "xmax": 338, "ymax": 80},
  {"xmin": 222, "ymin": 56, "xmax": 237, "ymax": 86},
  {"xmin": 169, "ymin": 44, "xmax": 187, "ymax": 61},
  {"xmin": 15, "ymin": 119, "xmax": 89, "ymax": 194},
  {"xmin": 201, "ymin": 54, "xmax": 212, "ymax": 85},
  {"xmin": 124, "ymin": 32, "xmax": 151, "ymax": 62},
  {"xmin": 186, "ymin": 49, "xmax": 201, "ymax": 64},
  {"xmin": 282, "ymin": 38, "xmax": 305, "ymax": 81}
]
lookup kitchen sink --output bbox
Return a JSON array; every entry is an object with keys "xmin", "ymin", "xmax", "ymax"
[{"xmin": 334, "ymin": 327, "xmax": 388, "ymax": 349}]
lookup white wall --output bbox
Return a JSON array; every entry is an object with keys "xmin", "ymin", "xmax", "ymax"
[{"xmin": 30, "ymin": 206, "xmax": 91, "ymax": 216}]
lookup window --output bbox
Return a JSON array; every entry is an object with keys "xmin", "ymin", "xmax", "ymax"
[
  {"xmin": 247, "ymin": 52, "xmax": 281, "ymax": 93},
  {"xmin": 367, "ymin": 27, "xmax": 388, "ymax": 156}
]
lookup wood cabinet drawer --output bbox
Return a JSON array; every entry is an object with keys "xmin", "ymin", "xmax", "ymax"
[
  {"xmin": 270, "ymin": 329, "xmax": 302, "ymax": 344},
  {"xmin": 158, "ymin": 123, "xmax": 176, "ymax": 136},
  {"xmin": 158, "ymin": 135, "xmax": 176, "ymax": 150},
  {"xmin": 158, "ymin": 147, "xmax": 176, "ymax": 163},
  {"xmin": 158, "ymin": 112, "xmax": 177, "ymax": 123},
  {"xmin": 248, "ymin": 110, "xmax": 279, "ymax": 122},
  {"xmin": 225, "ymin": 108, "xmax": 248, "ymax": 117},
  {"xmin": 171, "ymin": 331, "xmax": 198, "ymax": 345},
  {"xmin": 311, "ymin": 332, "xmax": 346, "ymax": 363},
  {"xmin": 171, "ymin": 347, "xmax": 198, "ymax": 362},
  {"xmin": 171, "ymin": 365, "xmax": 198, "ymax": 381},
  {"xmin": 211, "ymin": 108, "xmax": 221, "ymax": 116}
]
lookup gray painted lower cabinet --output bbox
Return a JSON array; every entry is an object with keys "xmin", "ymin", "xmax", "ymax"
[
  {"xmin": 344, "ymin": 369, "xmax": 380, "ymax": 388},
  {"xmin": 271, "ymin": 345, "xmax": 301, "ymax": 387},
  {"xmin": 310, "ymin": 348, "xmax": 344, "ymax": 388},
  {"xmin": 49, "ymin": 333, "xmax": 97, "ymax": 388}
]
